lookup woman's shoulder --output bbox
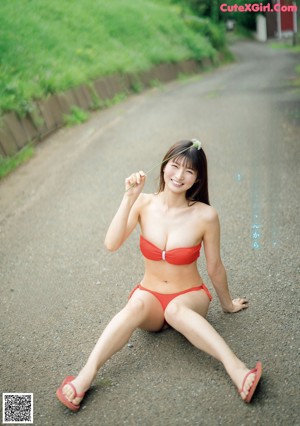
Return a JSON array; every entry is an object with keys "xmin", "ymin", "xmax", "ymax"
[
  {"xmin": 134, "ymin": 193, "xmax": 155, "ymax": 208},
  {"xmin": 138, "ymin": 192, "xmax": 155, "ymax": 202},
  {"xmin": 193, "ymin": 202, "xmax": 219, "ymax": 223}
]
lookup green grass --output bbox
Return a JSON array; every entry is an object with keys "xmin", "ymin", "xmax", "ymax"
[
  {"xmin": 270, "ymin": 42, "xmax": 300, "ymax": 53},
  {"xmin": 0, "ymin": 0, "xmax": 223, "ymax": 116},
  {"xmin": 0, "ymin": 145, "xmax": 34, "ymax": 179},
  {"xmin": 63, "ymin": 106, "xmax": 89, "ymax": 127}
]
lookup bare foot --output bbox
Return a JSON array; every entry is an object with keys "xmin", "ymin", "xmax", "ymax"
[
  {"xmin": 228, "ymin": 362, "xmax": 261, "ymax": 401},
  {"xmin": 62, "ymin": 378, "xmax": 86, "ymax": 406},
  {"xmin": 238, "ymin": 368, "xmax": 256, "ymax": 400}
]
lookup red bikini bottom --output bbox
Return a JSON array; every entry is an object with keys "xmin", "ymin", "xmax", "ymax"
[{"xmin": 129, "ymin": 283, "xmax": 212, "ymax": 312}]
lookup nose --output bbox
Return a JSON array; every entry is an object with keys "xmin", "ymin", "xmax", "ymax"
[{"xmin": 175, "ymin": 168, "xmax": 184, "ymax": 181}]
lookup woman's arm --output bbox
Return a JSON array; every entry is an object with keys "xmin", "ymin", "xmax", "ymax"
[
  {"xmin": 203, "ymin": 208, "xmax": 248, "ymax": 313},
  {"xmin": 104, "ymin": 171, "xmax": 145, "ymax": 251}
]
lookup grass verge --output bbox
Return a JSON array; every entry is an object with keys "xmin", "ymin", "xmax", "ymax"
[
  {"xmin": 270, "ymin": 41, "xmax": 300, "ymax": 88},
  {"xmin": 0, "ymin": 0, "xmax": 225, "ymax": 116},
  {"xmin": 0, "ymin": 145, "xmax": 34, "ymax": 179}
]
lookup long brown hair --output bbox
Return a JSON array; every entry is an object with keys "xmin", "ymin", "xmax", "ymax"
[{"xmin": 158, "ymin": 140, "xmax": 210, "ymax": 205}]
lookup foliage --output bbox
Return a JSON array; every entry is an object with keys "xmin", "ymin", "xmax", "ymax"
[
  {"xmin": 161, "ymin": 0, "xmax": 269, "ymax": 29},
  {"xmin": 63, "ymin": 107, "xmax": 89, "ymax": 127},
  {"xmin": 0, "ymin": 145, "xmax": 34, "ymax": 179},
  {"xmin": 0, "ymin": 0, "xmax": 221, "ymax": 115},
  {"xmin": 219, "ymin": 0, "xmax": 266, "ymax": 30},
  {"xmin": 184, "ymin": 16, "xmax": 226, "ymax": 50}
]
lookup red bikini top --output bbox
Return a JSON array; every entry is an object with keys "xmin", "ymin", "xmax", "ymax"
[{"xmin": 140, "ymin": 235, "xmax": 201, "ymax": 265}]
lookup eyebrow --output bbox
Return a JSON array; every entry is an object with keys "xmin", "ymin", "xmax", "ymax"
[{"xmin": 172, "ymin": 158, "xmax": 195, "ymax": 170}]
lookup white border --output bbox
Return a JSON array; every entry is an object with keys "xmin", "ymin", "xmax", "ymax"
[{"xmin": 2, "ymin": 393, "xmax": 33, "ymax": 424}]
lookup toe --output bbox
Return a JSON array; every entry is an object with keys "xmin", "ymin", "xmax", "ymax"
[
  {"xmin": 62, "ymin": 383, "xmax": 84, "ymax": 405},
  {"xmin": 62, "ymin": 384, "xmax": 75, "ymax": 402},
  {"xmin": 241, "ymin": 372, "xmax": 255, "ymax": 399}
]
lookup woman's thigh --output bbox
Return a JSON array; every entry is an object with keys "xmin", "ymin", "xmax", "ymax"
[
  {"xmin": 170, "ymin": 289, "xmax": 211, "ymax": 318},
  {"xmin": 128, "ymin": 288, "xmax": 165, "ymax": 332}
]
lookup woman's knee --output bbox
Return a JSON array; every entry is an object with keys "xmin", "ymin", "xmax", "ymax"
[
  {"xmin": 164, "ymin": 301, "xmax": 181, "ymax": 325},
  {"xmin": 126, "ymin": 297, "xmax": 147, "ymax": 317}
]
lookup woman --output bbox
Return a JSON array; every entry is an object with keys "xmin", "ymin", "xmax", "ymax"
[{"xmin": 56, "ymin": 140, "xmax": 262, "ymax": 411}]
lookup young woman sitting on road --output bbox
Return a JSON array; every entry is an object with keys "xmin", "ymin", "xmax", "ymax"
[{"xmin": 56, "ymin": 139, "xmax": 262, "ymax": 411}]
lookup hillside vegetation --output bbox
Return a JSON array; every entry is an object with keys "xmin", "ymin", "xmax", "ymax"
[{"xmin": 0, "ymin": 0, "xmax": 226, "ymax": 116}]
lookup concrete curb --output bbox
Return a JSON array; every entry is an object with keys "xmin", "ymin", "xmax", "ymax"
[{"xmin": 0, "ymin": 58, "xmax": 216, "ymax": 157}]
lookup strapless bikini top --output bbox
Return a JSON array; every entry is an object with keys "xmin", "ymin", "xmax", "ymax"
[{"xmin": 140, "ymin": 235, "xmax": 201, "ymax": 265}]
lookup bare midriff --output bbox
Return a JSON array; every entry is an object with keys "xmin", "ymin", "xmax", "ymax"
[{"xmin": 140, "ymin": 259, "xmax": 204, "ymax": 293}]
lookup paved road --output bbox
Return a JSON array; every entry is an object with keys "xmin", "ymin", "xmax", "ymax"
[{"xmin": 1, "ymin": 41, "xmax": 299, "ymax": 426}]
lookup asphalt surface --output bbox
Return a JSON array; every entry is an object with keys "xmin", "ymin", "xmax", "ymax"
[{"xmin": 0, "ymin": 41, "xmax": 299, "ymax": 426}]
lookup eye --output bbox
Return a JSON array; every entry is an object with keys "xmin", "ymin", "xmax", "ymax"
[
  {"xmin": 186, "ymin": 170, "xmax": 194, "ymax": 174},
  {"xmin": 171, "ymin": 163, "xmax": 178, "ymax": 168}
]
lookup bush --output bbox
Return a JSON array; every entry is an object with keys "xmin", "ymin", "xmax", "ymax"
[{"xmin": 184, "ymin": 16, "xmax": 226, "ymax": 51}]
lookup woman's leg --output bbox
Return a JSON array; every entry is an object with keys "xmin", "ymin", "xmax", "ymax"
[
  {"xmin": 61, "ymin": 289, "xmax": 164, "ymax": 405},
  {"xmin": 164, "ymin": 290, "xmax": 258, "ymax": 400}
]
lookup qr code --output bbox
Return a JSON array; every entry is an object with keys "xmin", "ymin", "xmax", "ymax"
[{"xmin": 2, "ymin": 393, "xmax": 33, "ymax": 424}]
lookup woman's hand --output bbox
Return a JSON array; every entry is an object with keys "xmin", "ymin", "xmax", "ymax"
[
  {"xmin": 125, "ymin": 170, "xmax": 146, "ymax": 197},
  {"xmin": 222, "ymin": 298, "xmax": 249, "ymax": 313}
]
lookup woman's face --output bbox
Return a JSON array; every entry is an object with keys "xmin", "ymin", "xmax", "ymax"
[{"xmin": 163, "ymin": 157, "xmax": 197, "ymax": 193}]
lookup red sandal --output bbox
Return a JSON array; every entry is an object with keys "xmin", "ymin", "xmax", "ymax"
[
  {"xmin": 239, "ymin": 361, "xmax": 262, "ymax": 403},
  {"xmin": 56, "ymin": 376, "xmax": 85, "ymax": 411}
]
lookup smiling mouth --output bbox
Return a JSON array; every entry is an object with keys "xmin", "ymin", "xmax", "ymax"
[{"xmin": 171, "ymin": 179, "xmax": 184, "ymax": 187}]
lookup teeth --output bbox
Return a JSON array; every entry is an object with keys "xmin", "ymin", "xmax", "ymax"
[{"xmin": 171, "ymin": 179, "xmax": 183, "ymax": 186}]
